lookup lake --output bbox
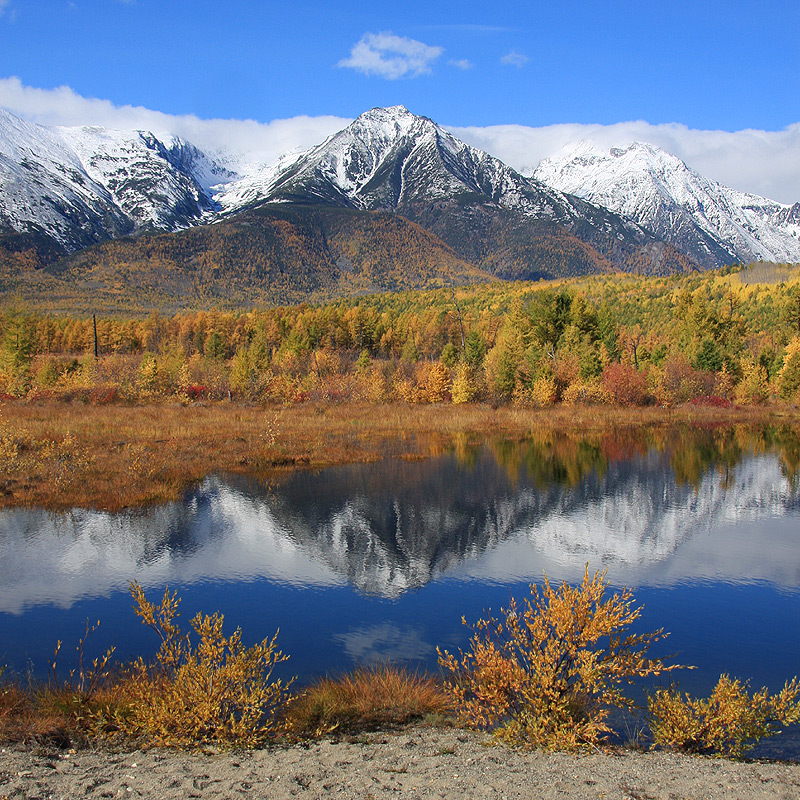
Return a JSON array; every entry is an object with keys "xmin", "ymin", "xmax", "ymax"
[{"xmin": 2, "ymin": 424, "xmax": 799, "ymax": 754}]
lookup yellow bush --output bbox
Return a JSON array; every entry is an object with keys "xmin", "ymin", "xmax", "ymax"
[
  {"xmin": 121, "ymin": 582, "xmax": 294, "ymax": 749},
  {"xmin": 516, "ymin": 376, "xmax": 557, "ymax": 408},
  {"xmin": 561, "ymin": 381, "xmax": 611, "ymax": 406},
  {"xmin": 648, "ymin": 674, "xmax": 800, "ymax": 758},
  {"xmin": 414, "ymin": 361, "xmax": 450, "ymax": 403},
  {"xmin": 363, "ymin": 365, "xmax": 388, "ymax": 403},
  {"xmin": 392, "ymin": 373, "xmax": 416, "ymax": 403},
  {"xmin": 438, "ymin": 567, "xmax": 677, "ymax": 750}
]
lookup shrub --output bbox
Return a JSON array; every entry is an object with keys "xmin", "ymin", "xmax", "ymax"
[
  {"xmin": 414, "ymin": 361, "xmax": 450, "ymax": 403},
  {"xmin": 561, "ymin": 381, "xmax": 611, "ymax": 406},
  {"xmin": 514, "ymin": 375, "xmax": 557, "ymax": 408},
  {"xmin": 601, "ymin": 363, "xmax": 651, "ymax": 406},
  {"xmin": 778, "ymin": 338, "xmax": 800, "ymax": 402},
  {"xmin": 121, "ymin": 582, "xmax": 294, "ymax": 749},
  {"xmin": 438, "ymin": 567, "xmax": 677, "ymax": 750},
  {"xmin": 648, "ymin": 674, "xmax": 800, "ymax": 759},
  {"xmin": 657, "ymin": 356, "xmax": 715, "ymax": 404}
]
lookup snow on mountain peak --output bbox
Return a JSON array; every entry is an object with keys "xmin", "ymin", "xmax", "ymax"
[
  {"xmin": 3, "ymin": 104, "xmax": 799, "ymax": 272},
  {"xmin": 534, "ymin": 140, "xmax": 800, "ymax": 267}
]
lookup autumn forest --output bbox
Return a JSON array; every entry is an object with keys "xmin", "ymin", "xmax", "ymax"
[{"xmin": 2, "ymin": 262, "xmax": 799, "ymax": 410}]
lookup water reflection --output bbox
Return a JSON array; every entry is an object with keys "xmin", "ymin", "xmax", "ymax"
[
  {"xmin": 1, "ymin": 425, "xmax": 799, "ymax": 615},
  {"xmin": 332, "ymin": 623, "xmax": 435, "ymax": 664}
]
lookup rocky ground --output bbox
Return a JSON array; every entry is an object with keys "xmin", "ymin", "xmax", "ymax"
[{"xmin": 2, "ymin": 726, "xmax": 800, "ymax": 800}]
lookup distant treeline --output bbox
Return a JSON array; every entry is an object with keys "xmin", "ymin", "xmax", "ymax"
[{"xmin": 2, "ymin": 265, "xmax": 800, "ymax": 407}]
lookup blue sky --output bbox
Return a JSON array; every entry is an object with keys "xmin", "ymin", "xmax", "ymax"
[{"xmin": 1, "ymin": 0, "xmax": 799, "ymax": 201}]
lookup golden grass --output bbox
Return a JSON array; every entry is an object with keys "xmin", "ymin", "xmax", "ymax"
[
  {"xmin": 0, "ymin": 676, "xmax": 126, "ymax": 747},
  {"xmin": 1, "ymin": 399, "xmax": 798, "ymax": 510},
  {"xmin": 284, "ymin": 665, "xmax": 452, "ymax": 739}
]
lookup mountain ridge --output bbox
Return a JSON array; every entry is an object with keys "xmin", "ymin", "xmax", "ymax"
[
  {"xmin": 1, "ymin": 105, "xmax": 798, "ymax": 310},
  {"xmin": 533, "ymin": 140, "xmax": 800, "ymax": 268}
]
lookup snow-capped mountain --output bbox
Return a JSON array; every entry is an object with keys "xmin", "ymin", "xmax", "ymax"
[
  {"xmin": 534, "ymin": 141, "xmax": 800, "ymax": 268},
  {"xmin": 57, "ymin": 125, "xmax": 233, "ymax": 229},
  {"xmin": 2, "ymin": 104, "xmax": 797, "ymax": 285},
  {"xmin": 238, "ymin": 105, "xmax": 648, "ymax": 236},
  {"xmin": 0, "ymin": 107, "xmax": 131, "ymax": 249},
  {"xmin": 0, "ymin": 107, "xmax": 233, "ymax": 251},
  {"xmin": 223, "ymin": 105, "xmax": 694, "ymax": 276}
]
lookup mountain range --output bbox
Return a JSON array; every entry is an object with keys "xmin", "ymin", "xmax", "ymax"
[{"xmin": 1, "ymin": 105, "xmax": 798, "ymax": 310}]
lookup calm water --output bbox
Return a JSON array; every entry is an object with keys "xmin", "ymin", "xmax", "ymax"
[{"xmin": 2, "ymin": 425, "xmax": 799, "ymax": 753}]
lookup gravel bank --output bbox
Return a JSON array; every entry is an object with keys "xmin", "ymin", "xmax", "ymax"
[{"xmin": 3, "ymin": 727, "xmax": 800, "ymax": 800}]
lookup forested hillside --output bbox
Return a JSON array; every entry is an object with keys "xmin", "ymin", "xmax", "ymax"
[
  {"xmin": 2, "ymin": 263, "xmax": 800, "ymax": 408},
  {"xmin": 0, "ymin": 199, "xmax": 692, "ymax": 315},
  {"xmin": 0, "ymin": 206, "xmax": 492, "ymax": 313}
]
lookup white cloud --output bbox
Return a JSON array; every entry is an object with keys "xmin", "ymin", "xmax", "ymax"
[
  {"xmin": 1, "ymin": 77, "xmax": 798, "ymax": 204},
  {"xmin": 338, "ymin": 32, "xmax": 443, "ymax": 79},
  {"xmin": 450, "ymin": 120, "xmax": 800, "ymax": 205},
  {"xmin": 448, "ymin": 59, "xmax": 473, "ymax": 71},
  {"xmin": 0, "ymin": 76, "xmax": 349, "ymax": 169},
  {"xmin": 500, "ymin": 50, "xmax": 529, "ymax": 68}
]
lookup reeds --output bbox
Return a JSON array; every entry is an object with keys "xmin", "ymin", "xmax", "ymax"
[{"xmin": 284, "ymin": 665, "xmax": 452, "ymax": 739}]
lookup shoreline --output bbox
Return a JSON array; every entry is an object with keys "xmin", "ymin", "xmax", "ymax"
[{"xmin": 3, "ymin": 726, "xmax": 800, "ymax": 799}]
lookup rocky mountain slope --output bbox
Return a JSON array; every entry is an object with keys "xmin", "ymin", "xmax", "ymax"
[
  {"xmin": 231, "ymin": 106, "xmax": 693, "ymax": 277},
  {"xmin": 2, "ymin": 105, "xmax": 798, "ymax": 310},
  {"xmin": 534, "ymin": 140, "xmax": 800, "ymax": 269},
  {"xmin": 0, "ymin": 107, "xmax": 230, "ymax": 252}
]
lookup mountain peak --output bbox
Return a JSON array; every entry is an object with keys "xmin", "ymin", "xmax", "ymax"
[
  {"xmin": 534, "ymin": 139, "xmax": 800, "ymax": 267},
  {"xmin": 359, "ymin": 104, "xmax": 414, "ymax": 118}
]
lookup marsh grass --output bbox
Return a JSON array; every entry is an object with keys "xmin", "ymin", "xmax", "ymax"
[
  {"xmin": 1, "ymin": 400, "xmax": 793, "ymax": 510},
  {"xmin": 284, "ymin": 665, "xmax": 452, "ymax": 739}
]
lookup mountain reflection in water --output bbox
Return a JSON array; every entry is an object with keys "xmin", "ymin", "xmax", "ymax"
[{"xmin": 2, "ymin": 426, "xmax": 799, "ymax": 613}]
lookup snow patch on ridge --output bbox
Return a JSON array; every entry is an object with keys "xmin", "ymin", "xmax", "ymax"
[{"xmin": 534, "ymin": 140, "xmax": 800, "ymax": 266}]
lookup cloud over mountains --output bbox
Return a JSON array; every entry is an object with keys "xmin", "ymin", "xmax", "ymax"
[
  {"xmin": 1, "ymin": 76, "xmax": 798, "ymax": 204},
  {"xmin": 338, "ymin": 32, "xmax": 444, "ymax": 79}
]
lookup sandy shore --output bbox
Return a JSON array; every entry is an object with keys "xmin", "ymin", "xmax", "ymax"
[{"xmin": 2, "ymin": 727, "xmax": 799, "ymax": 800}]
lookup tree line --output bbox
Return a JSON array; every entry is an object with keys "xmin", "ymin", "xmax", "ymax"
[{"xmin": 2, "ymin": 265, "xmax": 800, "ymax": 407}]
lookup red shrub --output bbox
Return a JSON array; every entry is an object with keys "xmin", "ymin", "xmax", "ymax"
[
  {"xmin": 689, "ymin": 395, "xmax": 732, "ymax": 408},
  {"xmin": 89, "ymin": 385, "xmax": 118, "ymax": 404},
  {"xmin": 601, "ymin": 364, "xmax": 651, "ymax": 406}
]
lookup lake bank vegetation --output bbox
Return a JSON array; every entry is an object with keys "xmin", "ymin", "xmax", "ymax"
[
  {"xmin": 2, "ymin": 573, "xmax": 798, "ymax": 759},
  {"xmin": 1, "ymin": 402, "xmax": 799, "ymax": 510},
  {"xmin": 1, "ymin": 263, "xmax": 799, "ymax": 509}
]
